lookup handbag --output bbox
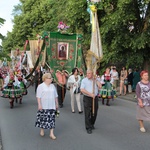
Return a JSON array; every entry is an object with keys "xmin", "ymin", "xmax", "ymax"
[
  {"xmin": 124, "ymin": 78, "xmax": 128, "ymax": 85},
  {"xmin": 74, "ymin": 87, "xmax": 80, "ymax": 94}
]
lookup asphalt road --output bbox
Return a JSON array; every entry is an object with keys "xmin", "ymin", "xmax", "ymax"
[{"xmin": 0, "ymin": 86, "xmax": 150, "ymax": 150}]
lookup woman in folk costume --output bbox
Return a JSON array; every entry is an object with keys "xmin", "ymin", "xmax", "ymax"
[
  {"xmin": 2, "ymin": 70, "xmax": 22, "ymax": 108},
  {"xmin": 67, "ymin": 68, "xmax": 83, "ymax": 113},
  {"xmin": 100, "ymin": 68, "xmax": 116, "ymax": 106},
  {"xmin": 16, "ymin": 70, "xmax": 28, "ymax": 103}
]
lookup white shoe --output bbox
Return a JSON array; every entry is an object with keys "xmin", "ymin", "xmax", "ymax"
[{"xmin": 140, "ymin": 127, "xmax": 146, "ymax": 133}]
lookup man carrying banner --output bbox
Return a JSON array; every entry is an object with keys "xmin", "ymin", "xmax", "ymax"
[
  {"xmin": 83, "ymin": 0, "xmax": 103, "ymax": 134},
  {"xmin": 80, "ymin": 69, "xmax": 101, "ymax": 134}
]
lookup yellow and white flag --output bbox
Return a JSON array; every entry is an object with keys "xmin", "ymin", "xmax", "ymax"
[{"xmin": 86, "ymin": 11, "xmax": 103, "ymax": 75}]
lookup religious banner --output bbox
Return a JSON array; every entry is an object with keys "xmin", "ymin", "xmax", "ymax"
[
  {"xmin": 44, "ymin": 32, "xmax": 85, "ymax": 75},
  {"xmin": 29, "ymin": 40, "xmax": 45, "ymax": 66},
  {"xmin": 10, "ymin": 50, "xmax": 34, "ymax": 69}
]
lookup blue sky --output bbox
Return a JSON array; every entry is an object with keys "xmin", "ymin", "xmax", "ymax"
[{"xmin": 0, "ymin": 0, "xmax": 20, "ymax": 40}]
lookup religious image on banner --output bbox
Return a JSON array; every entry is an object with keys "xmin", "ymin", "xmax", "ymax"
[{"xmin": 57, "ymin": 42, "xmax": 69, "ymax": 60}]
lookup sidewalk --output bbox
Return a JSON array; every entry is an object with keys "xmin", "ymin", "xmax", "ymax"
[{"xmin": 116, "ymin": 92, "xmax": 137, "ymax": 103}]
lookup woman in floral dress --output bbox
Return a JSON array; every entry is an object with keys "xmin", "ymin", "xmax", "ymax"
[{"xmin": 136, "ymin": 70, "xmax": 150, "ymax": 133}]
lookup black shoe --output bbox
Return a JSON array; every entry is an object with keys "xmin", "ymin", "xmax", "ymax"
[
  {"xmin": 91, "ymin": 125, "xmax": 95, "ymax": 130},
  {"xmin": 15, "ymin": 98, "xmax": 18, "ymax": 103},
  {"xmin": 59, "ymin": 104, "xmax": 63, "ymax": 108},
  {"xmin": 87, "ymin": 129, "xmax": 92, "ymax": 134},
  {"xmin": 10, "ymin": 102, "xmax": 14, "ymax": 109},
  {"xmin": 19, "ymin": 98, "xmax": 22, "ymax": 104},
  {"xmin": 79, "ymin": 111, "xmax": 83, "ymax": 114},
  {"xmin": 102, "ymin": 99, "xmax": 104, "ymax": 105},
  {"xmin": 106, "ymin": 103, "xmax": 110, "ymax": 106}
]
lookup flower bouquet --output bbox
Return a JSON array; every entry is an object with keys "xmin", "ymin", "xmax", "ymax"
[
  {"xmin": 55, "ymin": 110, "xmax": 60, "ymax": 118},
  {"xmin": 57, "ymin": 21, "xmax": 70, "ymax": 33}
]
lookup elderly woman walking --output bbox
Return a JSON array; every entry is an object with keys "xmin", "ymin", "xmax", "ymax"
[
  {"xmin": 136, "ymin": 70, "xmax": 150, "ymax": 133},
  {"xmin": 35, "ymin": 73, "xmax": 58, "ymax": 139}
]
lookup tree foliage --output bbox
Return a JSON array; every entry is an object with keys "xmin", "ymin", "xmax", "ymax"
[
  {"xmin": 0, "ymin": 17, "xmax": 5, "ymax": 41},
  {"xmin": 1, "ymin": 0, "xmax": 150, "ymax": 69},
  {"xmin": 0, "ymin": 17, "xmax": 10, "ymax": 60},
  {"xmin": 100, "ymin": 0, "xmax": 150, "ymax": 68}
]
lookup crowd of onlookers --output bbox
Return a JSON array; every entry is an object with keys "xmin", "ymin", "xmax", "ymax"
[{"xmin": 108, "ymin": 66, "xmax": 141, "ymax": 95}]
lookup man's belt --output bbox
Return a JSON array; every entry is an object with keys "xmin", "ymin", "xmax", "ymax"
[{"xmin": 84, "ymin": 95, "xmax": 98, "ymax": 99}]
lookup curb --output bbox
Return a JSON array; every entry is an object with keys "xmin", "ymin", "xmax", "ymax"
[{"xmin": 116, "ymin": 94, "xmax": 137, "ymax": 103}]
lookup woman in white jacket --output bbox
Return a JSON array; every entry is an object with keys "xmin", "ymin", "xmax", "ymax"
[{"xmin": 67, "ymin": 68, "xmax": 83, "ymax": 113}]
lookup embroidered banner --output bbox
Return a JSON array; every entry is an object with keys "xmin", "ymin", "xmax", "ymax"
[{"xmin": 44, "ymin": 32, "xmax": 85, "ymax": 75}]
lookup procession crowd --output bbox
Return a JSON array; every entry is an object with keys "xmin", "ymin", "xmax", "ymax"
[{"xmin": 0, "ymin": 59, "xmax": 150, "ymax": 139}]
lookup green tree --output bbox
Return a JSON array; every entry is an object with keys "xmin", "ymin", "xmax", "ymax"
[
  {"xmin": 0, "ymin": 17, "xmax": 10, "ymax": 60},
  {"xmin": 0, "ymin": 17, "xmax": 5, "ymax": 43},
  {"xmin": 1, "ymin": 0, "xmax": 150, "ymax": 71},
  {"xmin": 100, "ymin": 0, "xmax": 150, "ymax": 69}
]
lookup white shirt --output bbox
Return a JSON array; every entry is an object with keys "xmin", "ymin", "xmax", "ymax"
[
  {"xmin": 36, "ymin": 83, "xmax": 58, "ymax": 110},
  {"xmin": 80, "ymin": 77, "xmax": 99, "ymax": 96},
  {"xmin": 67, "ymin": 75, "xmax": 81, "ymax": 93},
  {"xmin": 111, "ymin": 71, "xmax": 119, "ymax": 80}
]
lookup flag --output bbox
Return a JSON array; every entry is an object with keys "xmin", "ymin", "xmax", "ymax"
[
  {"xmin": 86, "ymin": 10, "xmax": 103, "ymax": 75},
  {"xmin": 86, "ymin": 6, "xmax": 103, "ymax": 116}
]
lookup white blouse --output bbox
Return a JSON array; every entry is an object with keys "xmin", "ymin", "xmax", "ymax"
[
  {"xmin": 67, "ymin": 75, "xmax": 81, "ymax": 93},
  {"xmin": 3, "ymin": 75, "xmax": 20, "ymax": 87},
  {"xmin": 36, "ymin": 83, "xmax": 58, "ymax": 110}
]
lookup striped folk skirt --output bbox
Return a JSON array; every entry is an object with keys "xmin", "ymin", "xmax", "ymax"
[
  {"xmin": 19, "ymin": 82, "xmax": 28, "ymax": 95},
  {"xmin": 2, "ymin": 85, "xmax": 22, "ymax": 98},
  {"xmin": 99, "ymin": 82, "xmax": 117, "ymax": 99}
]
